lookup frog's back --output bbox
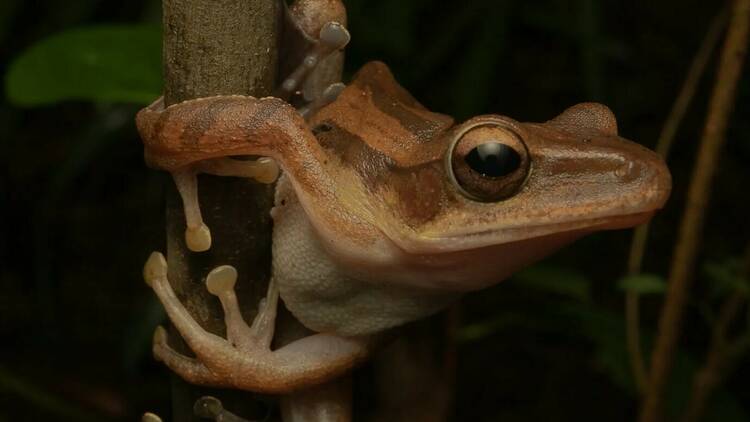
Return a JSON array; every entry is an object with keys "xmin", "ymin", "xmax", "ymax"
[{"xmin": 309, "ymin": 61, "xmax": 454, "ymax": 168}]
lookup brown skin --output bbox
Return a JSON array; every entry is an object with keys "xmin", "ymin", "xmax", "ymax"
[
  {"xmin": 136, "ymin": 60, "xmax": 671, "ymax": 402},
  {"xmin": 138, "ymin": 61, "xmax": 671, "ymax": 291}
]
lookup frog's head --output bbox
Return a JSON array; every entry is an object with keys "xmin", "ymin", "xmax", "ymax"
[
  {"xmin": 364, "ymin": 103, "xmax": 671, "ymax": 289},
  {"xmin": 409, "ymin": 103, "xmax": 671, "ymax": 250},
  {"xmin": 308, "ymin": 62, "xmax": 670, "ymax": 290}
]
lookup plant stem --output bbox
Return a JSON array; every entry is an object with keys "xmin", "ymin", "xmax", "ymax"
[
  {"xmin": 681, "ymin": 294, "xmax": 746, "ymax": 422},
  {"xmin": 161, "ymin": 0, "xmax": 280, "ymax": 420},
  {"xmin": 624, "ymin": 8, "xmax": 729, "ymax": 395},
  {"xmin": 681, "ymin": 244, "xmax": 750, "ymax": 422},
  {"xmin": 653, "ymin": 9, "xmax": 730, "ymax": 160},
  {"xmin": 638, "ymin": 1, "xmax": 750, "ymax": 421}
]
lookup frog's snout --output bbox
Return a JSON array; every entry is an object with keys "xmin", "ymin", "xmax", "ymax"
[
  {"xmin": 615, "ymin": 143, "xmax": 672, "ymax": 211},
  {"xmin": 642, "ymin": 154, "xmax": 672, "ymax": 210}
]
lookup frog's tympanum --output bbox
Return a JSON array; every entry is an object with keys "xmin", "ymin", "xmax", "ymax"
[{"xmin": 137, "ymin": 0, "xmax": 671, "ymax": 406}]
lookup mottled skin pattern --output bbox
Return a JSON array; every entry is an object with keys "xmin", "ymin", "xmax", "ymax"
[{"xmin": 136, "ymin": 9, "xmax": 671, "ymax": 416}]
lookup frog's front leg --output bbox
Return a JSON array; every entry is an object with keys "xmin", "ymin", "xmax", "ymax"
[
  {"xmin": 143, "ymin": 252, "xmax": 370, "ymax": 394},
  {"xmin": 170, "ymin": 157, "xmax": 280, "ymax": 252}
]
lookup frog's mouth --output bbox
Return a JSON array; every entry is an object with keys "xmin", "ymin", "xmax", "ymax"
[{"xmin": 391, "ymin": 210, "xmax": 656, "ymax": 255}]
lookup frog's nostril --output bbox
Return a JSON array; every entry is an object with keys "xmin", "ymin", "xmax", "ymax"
[{"xmin": 615, "ymin": 161, "xmax": 639, "ymax": 182}]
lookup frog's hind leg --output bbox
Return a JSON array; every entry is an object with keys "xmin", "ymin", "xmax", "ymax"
[
  {"xmin": 276, "ymin": 21, "xmax": 350, "ymax": 100},
  {"xmin": 276, "ymin": 0, "xmax": 351, "ymax": 101},
  {"xmin": 143, "ymin": 252, "xmax": 370, "ymax": 394},
  {"xmin": 299, "ymin": 82, "xmax": 346, "ymax": 119}
]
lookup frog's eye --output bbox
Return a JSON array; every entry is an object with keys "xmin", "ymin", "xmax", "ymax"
[{"xmin": 448, "ymin": 123, "xmax": 530, "ymax": 201}]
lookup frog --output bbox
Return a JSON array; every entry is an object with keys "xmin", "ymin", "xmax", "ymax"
[
  {"xmin": 136, "ymin": 0, "xmax": 671, "ymax": 415},
  {"xmin": 138, "ymin": 57, "xmax": 671, "ymax": 397}
]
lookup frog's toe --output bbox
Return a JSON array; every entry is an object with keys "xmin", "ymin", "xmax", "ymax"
[
  {"xmin": 319, "ymin": 21, "xmax": 350, "ymax": 51},
  {"xmin": 172, "ymin": 169, "xmax": 212, "ymax": 252},
  {"xmin": 147, "ymin": 255, "xmax": 236, "ymax": 360},
  {"xmin": 141, "ymin": 412, "xmax": 163, "ymax": 422},
  {"xmin": 194, "ymin": 396, "xmax": 255, "ymax": 422},
  {"xmin": 205, "ymin": 265, "xmax": 279, "ymax": 352},
  {"xmin": 205, "ymin": 265, "xmax": 256, "ymax": 350},
  {"xmin": 143, "ymin": 252, "xmax": 167, "ymax": 287},
  {"xmin": 247, "ymin": 280, "xmax": 280, "ymax": 350},
  {"xmin": 276, "ymin": 20, "xmax": 350, "ymax": 99},
  {"xmin": 300, "ymin": 82, "xmax": 346, "ymax": 118},
  {"xmin": 152, "ymin": 326, "xmax": 221, "ymax": 386}
]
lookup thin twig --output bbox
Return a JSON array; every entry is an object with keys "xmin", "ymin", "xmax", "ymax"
[
  {"xmin": 654, "ymin": 9, "xmax": 730, "ymax": 159},
  {"xmin": 638, "ymin": 1, "xmax": 750, "ymax": 421},
  {"xmin": 624, "ymin": 8, "xmax": 729, "ymax": 395},
  {"xmin": 681, "ymin": 293, "xmax": 746, "ymax": 422},
  {"xmin": 681, "ymin": 244, "xmax": 750, "ymax": 422}
]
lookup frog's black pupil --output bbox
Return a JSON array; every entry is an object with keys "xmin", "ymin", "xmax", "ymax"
[{"xmin": 465, "ymin": 142, "xmax": 521, "ymax": 177}]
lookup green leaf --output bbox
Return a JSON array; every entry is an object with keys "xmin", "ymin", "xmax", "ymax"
[
  {"xmin": 513, "ymin": 265, "xmax": 592, "ymax": 302},
  {"xmin": 0, "ymin": 366, "xmax": 100, "ymax": 421},
  {"xmin": 560, "ymin": 306, "xmax": 749, "ymax": 421},
  {"xmin": 458, "ymin": 303, "xmax": 748, "ymax": 421},
  {"xmin": 457, "ymin": 313, "xmax": 556, "ymax": 344},
  {"xmin": 5, "ymin": 25, "xmax": 162, "ymax": 106},
  {"xmin": 617, "ymin": 273, "xmax": 667, "ymax": 295},
  {"xmin": 704, "ymin": 258, "xmax": 750, "ymax": 298}
]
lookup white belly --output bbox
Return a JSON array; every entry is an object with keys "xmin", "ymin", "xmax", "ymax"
[{"xmin": 270, "ymin": 176, "xmax": 453, "ymax": 337}]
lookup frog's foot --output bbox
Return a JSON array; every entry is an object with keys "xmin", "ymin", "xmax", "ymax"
[
  {"xmin": 141, "ymin": 412, "xmax": 163, "ymax": 422},
  {"xmin": 277, "ymin": 21, "xmax": 350, "ymax": 99},
  {"xmin": 143, "ymin": 252, "xmax": 370, "ymax": 394},
  {"xmin": 194, "ymin": 396, "xmax": 260, "ymax": 422},
  {"xmin": 171, "ymin": 157, "xmax": 279, "ymax": 252},
  {"xmin": 299, "ymin": 82, "xmax": 346, "ymax": 119}
]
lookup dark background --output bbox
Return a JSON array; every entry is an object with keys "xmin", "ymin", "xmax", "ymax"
[{"xmin": 1, "ymin": 0, "xmax": 749, "ymax": 420}]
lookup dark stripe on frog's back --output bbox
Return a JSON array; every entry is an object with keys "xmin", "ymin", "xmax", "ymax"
[
  {"xmin": 313, "ymin": 121, "xmax": 394, "ymax": 189},
  {"xmin": 314, "ymin": 122, "xmax": 449, "ymax": 226},
  {"xmin": 364, "ymin": 64, "xmax": 453, "ymax": 147},
  {"xmin": 167, "ymin": 96, "xmax": 285, "ymax": 150},
  {"xmin": 176, "ymin": 97, "xmax": 240, "ymax": 146},
  {"xmin": 312, "ymin": 61, "xmax": 453, "ymax": 167}
]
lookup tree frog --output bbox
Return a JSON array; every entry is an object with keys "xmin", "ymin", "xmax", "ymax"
[{"xmin": 136, "ymin": 0, "xmax": 671, "ymax": 406}]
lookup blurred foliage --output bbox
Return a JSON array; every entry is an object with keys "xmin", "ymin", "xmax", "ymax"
[
  {"xmin": 617, "ymin": 273, "xmax": 668, "ymax": 295},
  {"xmin": 704, "ymin": 257, "xmax": 750, "ymax": 299},
  {"xmin": 460, "ymin": 267, "xmax": 745, "ymax": 421},
  {"xmin": 5, "ymin": 25, "xmax": 161, "ymax": 106},
  {"xmin": 1, "ymin": 0, "xmax": 749, "ymax": 421},
  {"xmin": 512, "ymin": 265, "xmax": 593, "ymax": 302}
]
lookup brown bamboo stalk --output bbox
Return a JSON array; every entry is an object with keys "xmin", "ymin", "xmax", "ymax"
[
  {"xmin": 624, "ymin": 8, "xmax": 729, "ymax": 395},
  {"xmin": 638, "ymin": 1, "xmax": 750, "ymax": 421},
  {"xmin": 161, "ymin": 0, "xmax": 280, "ymax": 420}
]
